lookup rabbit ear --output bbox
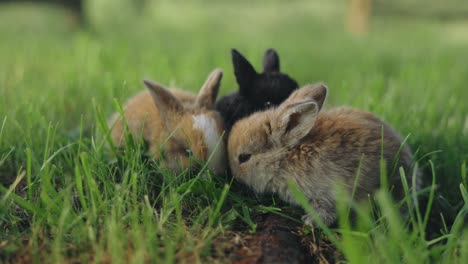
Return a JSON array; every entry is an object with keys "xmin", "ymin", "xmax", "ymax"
[
  {"xmin": 262, "ymin": 48, "xmax": 280, "ymax": 72},
  {"xmin": 273, "ymin": 83, "xmax": 328, "ymax": 145},
  {"xmin": 231, "ymin": 49, "xmax": 257, "ymax": 93},
  {"xmin": 274, "ymin": 100, "xmax": 319, "ymax": 145},
  {"xmin": 196, "ymin": 68, "xmax": 223, "ymax": 109},
  {"xmin": 285, "ymin": 83, "xmax": 328, "ymax": 111},
  {"xmin": 144, "ymin": 79, "xmax": 183, "ymax": 117}
]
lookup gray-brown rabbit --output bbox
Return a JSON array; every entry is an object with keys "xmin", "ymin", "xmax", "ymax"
[
  {"xmin": 108, "ymin": 69, "xmax": 227, "ymax": 175},
  {"xmin": 228, "ymin": 83, "xmax": 420, "ymax": 226}
]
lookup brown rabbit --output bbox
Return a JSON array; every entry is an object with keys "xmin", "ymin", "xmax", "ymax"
[
  {"xmin": 168, "ymin": 88, "xmax": 198, "ymax": 106},
  {"xmin": 228, "ymin": 83, "xmax": 420, "ymax": 226},
  {"xmin": 109, "ymin": 69, "xmax": 227, "ymax": 175}
]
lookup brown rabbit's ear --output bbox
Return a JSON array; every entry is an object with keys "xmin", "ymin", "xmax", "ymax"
[
  {"xmin": 144, "ymin": 79, "xmax": 183, "ymax": 116},
  {"xmin": 274, "ymin": 100, "xmax": 319, "ymax": 146},
  {"xmin": 196, "ymin": 68, "xmax": 223, "ymax": 109},
  {"xmin": 273, "ymin": 83, "xmax": 328, "ymax": 144},
  {"xmin": 262, "ymin": 48, "xmax": 280, "ymax": 73},
  {"xmin": 285, "ymin": 83, "xmax": 328, "ymax": 111}
]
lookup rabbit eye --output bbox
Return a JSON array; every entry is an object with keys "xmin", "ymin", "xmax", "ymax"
[
  {"xmin": 184, "ymin": 149, "xmax": 193, "ymax": 156},
  {"xmin": 264, "ymin": 101, "xmax": 272, "ymax": 107},
  {"xmin": 238, "ymin": 153, "xmax": 251, "ymax": 164}
]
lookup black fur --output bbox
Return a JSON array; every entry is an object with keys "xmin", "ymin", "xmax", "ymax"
[{"xmin": 216, "ymin": 48, "xmax": 299, "ymax": 132}]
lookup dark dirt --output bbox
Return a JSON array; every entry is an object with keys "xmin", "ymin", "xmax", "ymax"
[{"xmin": 211, "ymin": 213, "xmax": 342, "ymax": 264}]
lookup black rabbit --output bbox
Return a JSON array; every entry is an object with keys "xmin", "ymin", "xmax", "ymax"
[{"xmin": 215, "ymin": 48, "xmax": 299, "ymax": 132}]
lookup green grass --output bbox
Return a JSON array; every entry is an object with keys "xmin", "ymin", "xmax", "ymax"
[{"xmin": 1, "ymin": 0, "xmax": 467, "ymax": 263}]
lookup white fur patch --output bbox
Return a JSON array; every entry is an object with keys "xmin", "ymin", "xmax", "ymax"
[{"xmin": 192, "ymin": 114, "xmax": 226, "ymax": 174}]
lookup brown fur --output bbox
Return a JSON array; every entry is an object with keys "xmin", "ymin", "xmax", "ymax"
[
  {"xmin": 228, "ymin": 83, "xmax": 420, "ymax": 226},
  {"xmin": 109, "ymin": 69, "xmax": 227, "ymax": 175},
  {"xmin": 169, "ymin": 88, "xmax": 197, "ymax": 106}
]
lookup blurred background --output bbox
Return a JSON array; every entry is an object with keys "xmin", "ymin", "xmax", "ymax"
[
  {"xmin": 2, "ymin": 0, "xmax": 468, "ymax": 83},
  {"xmin": 2, "ymin": 0, "xmax": 468, "ymax": 38},
  {"xmin": 1, "ymin": 0, "xmax": 467, "ymax": 94}
]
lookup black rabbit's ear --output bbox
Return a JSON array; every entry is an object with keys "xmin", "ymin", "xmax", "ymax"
[
  {"xmin": 231, "ymin": 49, "xmax": 257, "ymax": 92},
  {"xmin": 262, "ymin": 48, "xmax": 280, "ymax": 73}
]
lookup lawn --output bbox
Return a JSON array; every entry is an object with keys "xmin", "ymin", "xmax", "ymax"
[{"xmin": 0, "ymin": 0, "xmax": 467, "ymax": 263}]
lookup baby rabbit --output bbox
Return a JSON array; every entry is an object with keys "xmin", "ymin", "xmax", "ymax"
[
  {"xmin": 109, "ymin": 69, "xmax": 227, "ymax": 175},
  {"xmin": 215, "ymin": 48, "xmax": 299, "ymax": 132},
  {"xmin": 228, "ymin": 83, "xmax": 420, "ymax": 226}
]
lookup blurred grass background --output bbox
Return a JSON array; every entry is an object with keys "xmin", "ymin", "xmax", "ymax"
[{"xmin": 0, "ymin": 0, "xmax": 467, "ymax": 262}]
